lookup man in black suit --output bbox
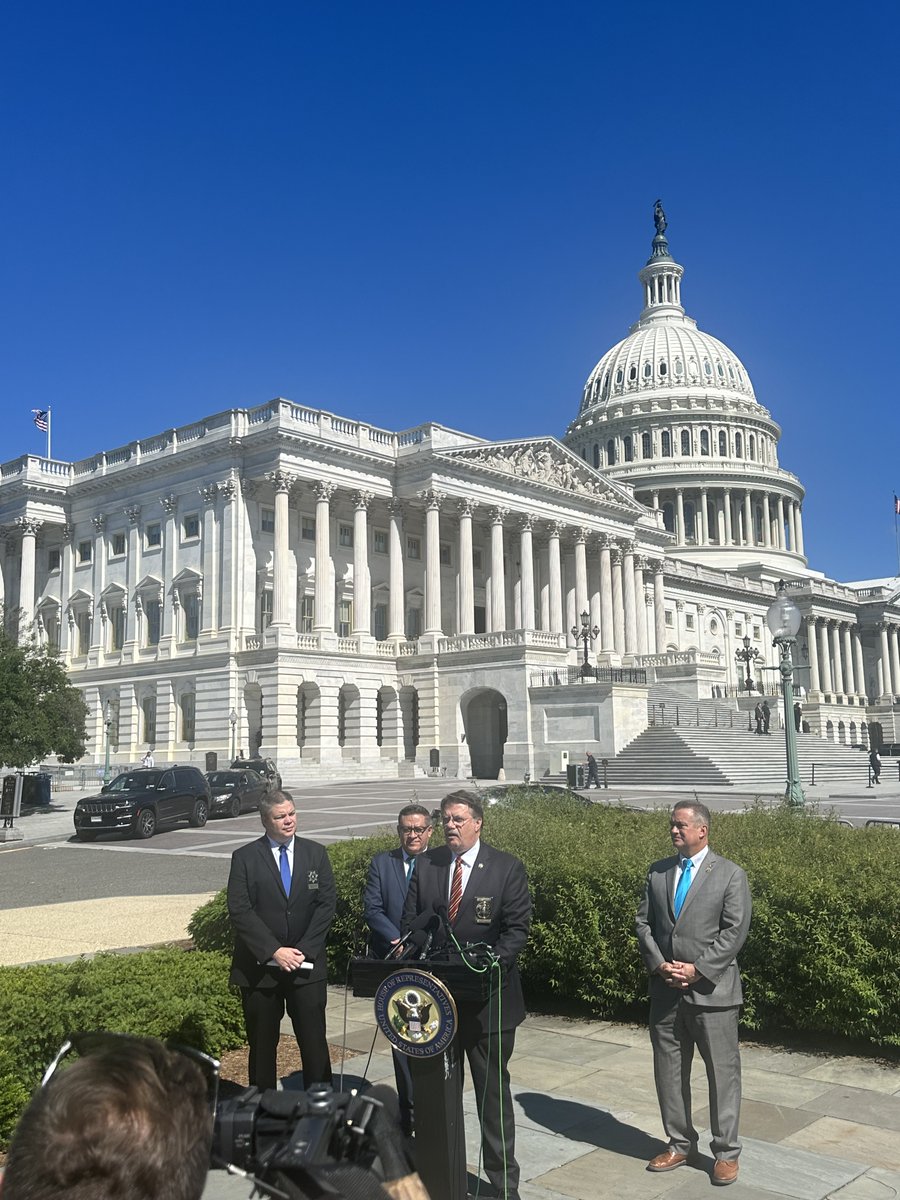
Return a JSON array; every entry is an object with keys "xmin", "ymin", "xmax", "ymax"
[
  {"xmin": 404, "ymin": 789, "xmax": 531, "ymax": 1200},
  {"xmin": 227, "ymin": 790, "xmax": 336, "ymax": 1091}
]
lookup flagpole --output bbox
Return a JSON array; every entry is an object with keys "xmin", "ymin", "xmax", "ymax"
[
  {"xmin": 895, "ymin": 494, "xmax": 900, "ymax": 578},
  {"xmin": 47, "ymin": 407, "xmax": 52, "ymax": 460}
]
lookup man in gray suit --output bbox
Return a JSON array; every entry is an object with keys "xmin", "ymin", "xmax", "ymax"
[{"xmin": 635, "ymin": 801, "xmax": 751, "ymax": 1187}]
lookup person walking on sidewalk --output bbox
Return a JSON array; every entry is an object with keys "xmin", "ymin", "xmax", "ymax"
[
  {"xmin": 753, "ymin": 702, "xmax": 763, "ymax": 735},
  {"xmin": 635, "ymin": 801, "xmax": 752, "ymax": 1187},
  {"xmin": 585, "ymin": 751, "xmax": 600, "ymax": 788},
  {"xmin": 869, "ymin": 747, "xmax": 882, "ymax": 784},
  {"xmin": 761, "ymin": 701, "xmax": 771, "ymax": 734}
]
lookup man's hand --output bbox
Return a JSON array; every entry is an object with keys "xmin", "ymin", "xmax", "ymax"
[
  {"xmin": 664, "ymin": 960, "xmax": 699, "ymax": 989},
  {"xmin": 273, "ymin": 946, "xmax": 306, "ymax": 972}
]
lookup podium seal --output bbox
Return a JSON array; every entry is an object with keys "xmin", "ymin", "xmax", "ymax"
[{"xmin": 374, "ymin": 968, "xmax": 458, "ymax": 1058}]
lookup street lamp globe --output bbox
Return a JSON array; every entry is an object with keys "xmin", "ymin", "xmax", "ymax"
[{"xmin": 766, "ymin": 581, "xmax": 802, "ymax": 642}]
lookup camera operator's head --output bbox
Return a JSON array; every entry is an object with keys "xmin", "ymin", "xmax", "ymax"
[{"xmin": 2, "ymin": 1033, "xmax": 216, "ymax": 1200}]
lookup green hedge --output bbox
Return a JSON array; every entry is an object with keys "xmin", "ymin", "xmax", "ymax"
[{"xmin": 190, "ymin": 789, "xmax": 900, "ymax": 1048}]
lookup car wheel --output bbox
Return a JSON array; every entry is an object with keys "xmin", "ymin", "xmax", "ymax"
[
  {"xmin": 134, "ymin": 807, "xmax": 157, "ymax": 839},
  {"xmin": 75, "ymin": 830, "xmax": 99, "ymax": 841},
  {"xmin": 229, "ymin": 796, "xmax": 241, "ymax": 819},
  {"xmin": 189, "ymin": 798, "xmax": 209, "ymax": 828}
]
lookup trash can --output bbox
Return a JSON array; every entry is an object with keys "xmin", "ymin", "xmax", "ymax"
[
  {"xmin": 22, "ymin": 773, "xmax": 52, "ymax": 806},
  {"xmin": 205, "ymin": 751, "xmax": 218, "ymax": 773},
  {"xmin": 566, "ymin": 763, "xmax": 585, "ymax": 789}
]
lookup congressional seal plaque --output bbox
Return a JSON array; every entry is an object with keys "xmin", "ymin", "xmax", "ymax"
[{"xmin": 374, "ymin": 968, "xmax": 458, "ymax": 1059}]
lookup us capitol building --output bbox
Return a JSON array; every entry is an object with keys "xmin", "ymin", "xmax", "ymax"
[{"xmin": 2, "ymin": 210, "xmax": 898, "ymax": 780}]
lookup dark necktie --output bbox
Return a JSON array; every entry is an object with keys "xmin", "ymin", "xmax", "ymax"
[
  {"xmin": 279, "ymin": 843, "xmax": 292, "ymax": 894},
  {"xmin": 405, "ymin": 856, "xmax": 415, "ymax": 885},
  {"xmin": 673, "ymin": 858, "xmax": 693, "ymax": 917},
  {"xmin": 448, "ymin": 855, "xmax": 464, "ymax": 924}
]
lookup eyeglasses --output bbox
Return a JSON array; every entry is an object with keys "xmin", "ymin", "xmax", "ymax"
[
  {"xmin": 41, "ymin": 1033, "xmax": 221, "ymax": 1115},
  {"xmin": 441, "ymin": 815, "xmax": 472, "ymax": 827},
  {"xmin": 399, "ymin": 826, "xmax": 430, "ymax": 837}
]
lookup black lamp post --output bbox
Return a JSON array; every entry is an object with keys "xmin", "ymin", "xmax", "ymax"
[
  {"xmin": 734, "ymin": 634, "xmax": 761, "ymax": 729},
  {"xmin": 766, "ymin": 581, "xmax": 805, "ymax": 809},
  {"xmin": 571, "ymin": 610, "xmax": 600, "ymax": 676}
]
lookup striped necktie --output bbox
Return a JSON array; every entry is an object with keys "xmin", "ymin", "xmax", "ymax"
[{"xmin": 448, "ymin": 855, "xmax": 464, "ymax": 924}]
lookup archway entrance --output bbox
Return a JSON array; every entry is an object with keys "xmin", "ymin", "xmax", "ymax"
[{"xmin": 461, "ymin": 689, "xmax": 508, "ymax": 779}]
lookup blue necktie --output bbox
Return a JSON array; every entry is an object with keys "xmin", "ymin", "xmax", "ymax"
[
  {"xmin": 279, "ymin": 843, "xmax": 292, "ymax": 894},
  {"xmin": 673, "ymin": 858, "xmax": 693, "ymax": 917}
]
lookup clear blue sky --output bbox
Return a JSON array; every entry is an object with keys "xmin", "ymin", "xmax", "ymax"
[{"xmin": 2, "ymin": 2, "xmax": 898, "ymax": 583}]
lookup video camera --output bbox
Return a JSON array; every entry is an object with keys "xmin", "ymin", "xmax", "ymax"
[{"xmin": 212, "ymin": 1081, "xmax": 427, "ymax": 1200}]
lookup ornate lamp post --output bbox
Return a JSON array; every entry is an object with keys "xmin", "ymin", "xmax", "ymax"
[
  {"xmin": 571, "ymin": 610, "xmax": 600, "ymax": 677},
  {"xmin": 734, "ymin": 634, "xmax": 761, "ymax": 729},
  {"xmin": 103, "ymin": 700, "xmax": 114, "ymax": 785},
  {"xmin": 766, "ymin": 581, "xmax": 805, "ymax": 809},
  {"xmin": 229, "ymin": 708, "xmax": 238, "ymax": 760}
]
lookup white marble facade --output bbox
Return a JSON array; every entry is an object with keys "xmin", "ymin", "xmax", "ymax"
[{"xmin": 1, "ymin": 216, "xmax": 898, "ymax": 777}]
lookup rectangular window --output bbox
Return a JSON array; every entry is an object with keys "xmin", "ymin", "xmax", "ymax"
[
  {"xmin": 338, "ymin": 599, "xmax": 352, "ymax": 637},
  {"xmin": 145, "ymin": 600, "xmax": 161, "ymax": 647},
  {"xmin": 407, "ymin": 536, "xmax": 421, "ymax": 560},
  {"xmin": 373, "ymin": 603, "xmax": 388, "ymax": 641},
  {"xmin": 48, "ymin": 548, "xmax": 61, "ymax": 571},
  {"xmin": 78, "ymin": 540, "xmax": 92, "ymax": 564},
  {"xmin": 373, "ymin": 529, "xmax": 388, "ymax": 554},
  {"xmin": 665, "ymin": 609, "xmax": 674, "ymax": 627},
  {"xmin": 260, "ymin": 507, "xmax": 275, "ymax": 534},
  {"xmin": 261, "ymin": 590, "xmax": 273, "ymax": 629},
  {"xmin": 299, "ymin": 594, "xmax": 314, "ymax": 633},
  {"xmin": 685, "ymin": 613, "xmax": 695, "ymax": 630},
  {"xmin": 110, "ymin": 607, "xmax": 126, "ymax": 651},
  {"xmin": 753, "ymin": 626, "xmax": 761, "ymax": 641},
  {"xmin": 180, "ymin": 693, "xmax": 196, "ymax": 743},
  {"xmin": 405, "ymin": 607, "xmax": 422, "ymax": 639},
  {"xmin": 142, "ymin": 697, "xmax": 157, "ymax": 745},
  {"xmin": 301, "ymin": 516, "xmax": 316, "ymax": 541},
  {"xmin": 183, "ymin": 593, "xmax": 200, "ymax": 641},
  {"xmin": 76, "ymin": 611, "xmax": 91, "ymax": 655},
  {"xmin": 110, "ymin": 532, "xmax": 126, "ymax": 558},
  {"xmin": 735, "ymin": 623, "xmax": 743, "ymax": 638},
  {"xmin": 439, "ymin": 542, "xmax": 452, "ymax": 566},
  {"xmin": 182, "ymin": 514, "xmax": 200, "ymax": 540},
  {"xmin": 338, "ymin": 523, "xmax": 353, "ymax": 548},
  {"xmin": 473, "ymin": 548, "xmax": 483, "ymax": 571},
  {"xmin": 146, "ymin": 523, "xmax": 162, "ymax": 549}
]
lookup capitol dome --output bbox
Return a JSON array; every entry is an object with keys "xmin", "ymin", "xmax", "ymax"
[{"xmin": 564, "ymin": 205, "xmax": 806, "ymax": 573}]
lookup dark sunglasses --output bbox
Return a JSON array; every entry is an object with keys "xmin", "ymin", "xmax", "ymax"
[{"xmin": 41, "ymin": 1032, "xmax": 221, "ymax": 1115}]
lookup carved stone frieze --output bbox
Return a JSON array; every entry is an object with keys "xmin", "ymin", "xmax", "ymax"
[{"xmin": 449, "ymin": 442, "xmax": 611, "ymax": 497}]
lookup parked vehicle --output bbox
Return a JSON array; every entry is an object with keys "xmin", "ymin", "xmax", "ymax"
[
  {"xmin": 230, "ymin": 757, "xmax": 282, "ymax": 791},
  {"xmin": 206, "ymin": 769, "xmax": 268, "ymax": 818},
  {"xmin": 73, "ymin": 767, "xmax": 210, "ymax": 841}
]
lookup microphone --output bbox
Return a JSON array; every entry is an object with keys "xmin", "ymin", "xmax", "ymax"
[{"xmin": 385, "ymin": 908, "xmax": 437, "ymax": 960}]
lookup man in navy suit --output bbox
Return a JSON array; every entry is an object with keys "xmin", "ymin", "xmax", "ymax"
[
  {"xmin": 363, "ymin": 802, "xmax": 434, "ymax": 1134},
  {"xmin": 635, "ymin": 801, "xmax": 751, "ymax": 1187},
  {"xmin": 404, "ymin": 790, "xmax": 531, "ymax": 1200},
  {"xmin": 227, "ymin": 790, "xmax": 336, "ymax": 1092}
]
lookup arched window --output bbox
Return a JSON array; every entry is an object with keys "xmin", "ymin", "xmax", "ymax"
[
  {"xmin": 659, "ymin": 359, "xmax": 667, "ymax": 377},
  {"xmin": 662, "ymin": 503, "xmax": 675, "ymax": 533},
  {"xmin": 615, "ymin": 367, "xmax": 624, "ymax": 385},
  {"xmin": 661, "ymin": 430, "xmax": 672, "ymax": 457},
  {"xmin": 684, "ymin": 502, "xmax": 696, "ymax": 542},
  {"xmin": 623, "ymin": 435, "xmax": 634, "ymax": 461},
  {"xmin": 700, "ymin": 429, "xmax": 710, "ymax": 455},
  {"xmin": 606, "ymin": 439, "xmax": 616, "ymax": 465},
  {"xmin": 703, "ymin": 359, "xmax": 712, "ymax": 378},
  {"xmin": 680, "ymin": 429, "xmax": 691, "ymax": 456},
  {"xmin": 749, "ymin": 434, "xmax": 756, "ymax": 460},
  {"xmin": 592, "ymin": 443, "xmax": 600, "ymax": 468},
  {"xmin": 628, "ymin": 364, "xmax": 637, "ymax": 382},
  {"xmin": 718, "ymin": 430, "xmax": 727, "ymax": 456},
  {"xmin": 674, "ymin": 356, "xmax": 683, "ymax": 377},
  {"xmin": 735, "ymin": 431, "xmax": 743, "ymax": 457},
  {"xmin": 641, "ymin": 432, "xmax": 652, "ymax": 459}
]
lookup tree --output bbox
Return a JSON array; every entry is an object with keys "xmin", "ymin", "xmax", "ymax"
[{"xmin": 0, "ymin": 615, "xmax": 89, "ymax": 767}]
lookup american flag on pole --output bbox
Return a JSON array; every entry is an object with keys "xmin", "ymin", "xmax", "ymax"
[
  {"xmin": 32, "ymin": 409, "xmax": 49, "ymax": 432},
  {"xmin": 895, "ymin": 494, "xmax": 900, "ymax": 515}
]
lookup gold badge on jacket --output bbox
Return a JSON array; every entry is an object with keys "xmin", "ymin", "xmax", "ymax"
[
  {"xmin": 308, "ymin": 870, "xmax": 319, "ymax": 890},
  {"xmin": 474, "ymin": 896, "xmax": 493, "ymax": 924}
]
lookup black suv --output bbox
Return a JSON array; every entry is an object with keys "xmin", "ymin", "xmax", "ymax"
[
  {"xmin": 73, "ymin": 767, "xmax": 210, "ymax": 840},
  {"xmin": 230, "ymin": 757, "xmax": 282, "ymax": 791}
]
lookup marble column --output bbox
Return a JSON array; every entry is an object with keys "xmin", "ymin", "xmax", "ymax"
[
  {"xmin": 457, "ymin": 500, "xmax": 476, "ymax": 635},
  {"xmin": 314, "ymin": 482, "xmax": 335, "ymax": 632},
  {"xmin": 699, "ymin": 489, "xmax": 709, "ymax": 545},
  {"xmin": 15, "ymin": 517, "xmax": 40, "ymax": 635},
  {"xmin": 806, "ymin": 616, "xmax": 821, "ymax": 693},
  {"xmin": 787, "ymin": 502, "xmax": 797, "ymax": 553},
  {"xmin": 724, "ymin": 488, "xmax": 733, "ymax": 545},
  {"xmin": 880, "ymin": 624, "xmax": 894, "ymax": 697},
  {"xmin": 422, "ymin": 490, "xmax": 444, "ymax": 635},
  {"xmin": 388, "ymin": 500, "xmax": 405, "ymax": 638},
  {"xmin": 795, "ymin": 504, "xmax": 805, "ymax": 556},
  {"xmin": 675, "ymin": 490, "xmax": 685, "ymax": 545},
  {"xmin": 853, "ymin": 627, "xmax": 866, "ymax": 701},
  {"xmin": 653, "ymin": 560, "xmax": 666, "ymax": 654},
  {"xmin": 519, "ymin": 515, "xmax": 535, "ymax": 632},
  {"xmin": 217, "ymin": 479, "xmax": 237, "ymax": 633},
  {"xmin": 269, "ymin": 472, "xmax": 292, "ymax": 627},
  {"xmin": 829, "ymin": 620, "xmax": 844, "ymax": 696},
  {"xmin": 548, "ymin": 523, "xmax": 564, "ymax": 634},
  {"xmin": 574, "ymin": 530, "xmax": 589, "ymax": 622},
  {"xmin": 611, "ymin": 544, "xmax": 625, "ymax": 655},
  {"xmin": 621, "ymin": 540, "xmax": 637, "ymax": 654},
  {"xmin": 599, "ymin": 534, "xmax": 614, "ymax": 652},
  {"xmin": 890, "ymin": 625, "xmax": 900, "ymax": 699},
  {"xmin": 199, "ymin": 485, "xmax": 218, "ymax": 635},
  {"xmin": 633, "ymin": 555, "xmax": 648, "ymax": 655},
  {"xmin": 776, "ymin": 496, "xmax": 786, "ymax": 549},
  {"xmin": 818, "ymin": 618, "xmax": 833, "ymax": 694},
  {"xmin": 743, "ymin": 490, "xmax": 753, "ymax": 546},
  {"xmin": 762, "ymin": 494, "xmax": 771, "ymax": 548},
  {"xmin": 842, "ymin": 623, "xmax": 855, "ymax": 696},
  {"xmin": 489, "ymin": 506, "xmax": 508, "ymax": 633},
  {"xmin": 352, "ymin": 491, "xmax": 373, "ymax": 635}
]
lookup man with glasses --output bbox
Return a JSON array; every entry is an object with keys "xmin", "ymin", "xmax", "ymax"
[
  {"xmin": 364, "ymin": 802, "xmax": 434, "ymax": 1134},
  {"xmin": 2, "ymin": 1034, "xmax": 214, "ymax": 1200},
  {"xmin": 404, "ymin": 790, "xmax": 531, "ymax": 1200},
  {"xmin": 227, "ymin": 789, "xmax": 336, "ymax": 1092}
]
